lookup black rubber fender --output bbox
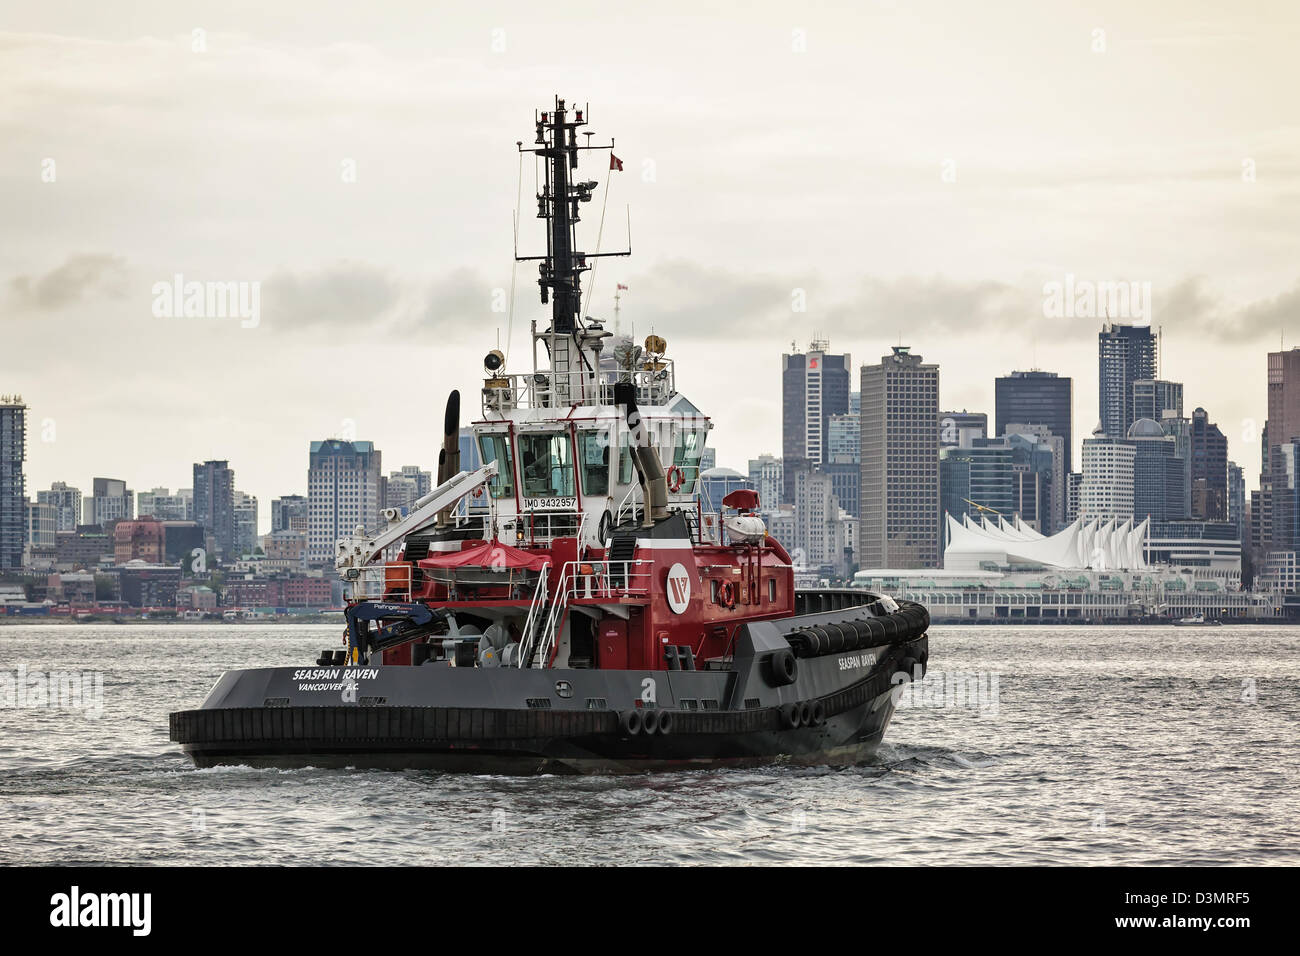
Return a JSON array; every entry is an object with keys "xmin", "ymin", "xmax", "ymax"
[
  {"xmin": 768, "ymin": 648, "xmax": 798, "ymax": 687},
  {"xmin": 810, "ymin": 700, "xmax": 826, "ymax": 727},
  {"xmin": 619, "ymin": 709, "xmax": 643, "ymax": 736},
  {"xmin": 658, "ymin": 710, "xmax": 674, "ymax": 735},
  {"xmin": 798, "ymin": 701, "xmax": 813, "ymax": 726},
  {"xmin": 780, "ymin": 702, "xmax": 801, "ymax": 729},
  {"xmin": 896, "ymin": 656, "xmax": 919, "ymax": 683},
  {"xmin": 642, "ymin": 709, "xmax": 661, "ymax": 735}
]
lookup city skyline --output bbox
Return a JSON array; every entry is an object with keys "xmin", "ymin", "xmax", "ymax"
[
  {"xmin": 3, "ymin": 2, "xmax": 1298, "ymax": 525},
  {"xmin": 5, "ymin": 334, "xmax": 1278, "ymax": 538}
]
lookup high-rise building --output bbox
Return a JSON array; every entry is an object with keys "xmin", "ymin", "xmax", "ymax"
[
  {"xmin": 827, "ymin": 413, "xmax": 860, "ymax": 465},
  {"xmin": 782, "ymin": 339, "xmax": 851, "ymax": 503},
  {"xmin": 747, "ymin": 454, "xmax": 783, "ymax": 511},
  {"xmin": 137, "ymin": 487, "xmax": 194, "ymax": 522},
  {"xmin": 307, "ymin": 439, "xmax": 383, "ymax": 566},
  {"xmin": 1098, "ymin": 324, "xmax": 1157, "ymax": 439},
  {"xmin": 1080, "ymin": 425, "xmax": 1135, "ymax": 519},
  {"xmin": 1261, "ymin": 442, "xmax": 1300, "ymax": 591},
  {"xmin": 1189, "ymin": 407, "xmax": 1228, "ymax": 521},
  {"xmin": 233, "ymin": 490, "xmax": 259, "ymax": 555},
  {"xmin": 995, "ymin": 371, "xmax": 1073, "ymax": 473},
  {"xmin": 939, "ymin": 443, "xmax": 1014, "ymax": 556},
  {"xmin": 1267, "ymin": 347, "xmax": 1300, "ymax": 448},
  {"xmin": 1255, "ymin": 347, "xmax": 1300, "ymax": 590},
  {"xmin": 794, "ymin": 468, "xmax": 843, "ymax": 574},
  {"xmin": 193, "ymin": 461, "xmax": 235, "ymax": 556},
  {"xmin": 821, "ymin": 462, "xmax": 859, "ymax": 520},
  {"xmin": 25, "ymin": 497, "xmax": 56, "ymax": 567},
  {"xmin": 385, "ymin": 466, "xmax": 434, "ymax": 516},
  {"xmin": 1066, "ymin": 472, "xmax": 1082, "ymax": 524},
  {"xmin": 1228, "ymin": 461, "xmax": 1245, "ymax": 543},
  {"xmin": 88, "ymin": 477, "xmax": 134, "ymax": 527},
  {"xmin": 271, "ymin": 494, "xmax": 309, "ymax": 534},
  {"xmin": 1004, "ymin": 428, "xmax": 1065, "ymax": 534},
  {"xmin": 37, "ymin": 482, "xmax": 81, "ymax": 532},
  {"xmin": 860, "ymin": 346, "xmax": 940, "ymax": 568},
  {"xmin": 939, "ymin": 410, "xmax": 987, "ymax": 450},
  {"xmin": 698, "ymin": 467, "xmax": 753, "ymax": 511},
  {"xmin": 0, "ymin": 396, "xmax": 24, "ymax": 570},
  {"xmin": 1132, "ymin": 379, "xmax": 1184, "ymax": 425},
  {"xmin": 1128, "ymin": 419, "xmax": 1187, "ymax": 522}
]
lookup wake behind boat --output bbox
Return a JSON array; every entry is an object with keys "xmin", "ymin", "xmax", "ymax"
[{"xmin": 169, "ymin": 98, "xmax": 931, "ymax": 773}]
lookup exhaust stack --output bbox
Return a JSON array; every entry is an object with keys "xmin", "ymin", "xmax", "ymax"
[
  {"xmin": 614, "ymin": 382, "xmax": 668, "ymax": 527},
  {"xmin": 435, "ymin": 390, "xmax": 461, "ymax": 529}
]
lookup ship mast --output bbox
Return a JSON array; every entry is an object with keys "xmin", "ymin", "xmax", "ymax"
[{"xmin": 516, "ymin": 97, "xmax": 628, "ymax": 406}]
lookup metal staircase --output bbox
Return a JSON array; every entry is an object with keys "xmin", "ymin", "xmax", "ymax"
[{"xmin": 607, "ymin": 531, "xmax": 637, "ymax": 589}]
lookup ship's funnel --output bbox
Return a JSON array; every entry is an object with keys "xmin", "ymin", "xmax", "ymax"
[
  {"xmin": 614, "ymin": 381, "xmax": 667, "ymax": 527},
  {"xmin": 435, "ymin": 390, "xmax": 461, "ymax": 529}
]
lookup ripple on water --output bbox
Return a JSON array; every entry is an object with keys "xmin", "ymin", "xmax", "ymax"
[{"xmin": 1, "ymin": 623, "xmax": 1298, "ymax": 864}]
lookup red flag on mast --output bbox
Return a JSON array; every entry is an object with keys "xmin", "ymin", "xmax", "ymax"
[{"xmin": 609, "ymin": 153, "xmax": 624, "ymax": 171}]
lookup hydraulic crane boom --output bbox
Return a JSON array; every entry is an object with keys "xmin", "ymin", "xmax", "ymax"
[{"xmin": 334, "ymin": 461, "xmax": 499, "ymax": 573}]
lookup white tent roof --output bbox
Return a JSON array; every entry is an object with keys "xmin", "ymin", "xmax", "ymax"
[{"xmin": 945, "ymin": 514, "xmax": 1148, "ymax": 571}]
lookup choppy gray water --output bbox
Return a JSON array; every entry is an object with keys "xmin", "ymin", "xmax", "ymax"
[{"xmin": 1, "ymin": 624, "xmax": 1297, "ymax": 865}]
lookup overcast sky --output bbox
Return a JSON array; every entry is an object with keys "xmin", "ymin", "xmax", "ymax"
[{"xmin": 3, "ymin": 0, "xmax": 1298, "ymax": 530}]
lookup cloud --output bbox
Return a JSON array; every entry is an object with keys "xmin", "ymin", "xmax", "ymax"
[
  {"xmin": 605, "ymin": 261, "xmax": 1045, "ymax": 344},
  {"xmin": 259, "ymin": 261, "xmax": 500, "ymax": 340},
  {"xmin": 260, "ymin": 260, "xmax": 404, "ymax": 332},
  {"xmin": 1157, "ymin": 275, "xmax": 1300, "ymax": 342},
  {"xmin": 6, "ymin": 254, "xmax": 128, "ymax": 311}
]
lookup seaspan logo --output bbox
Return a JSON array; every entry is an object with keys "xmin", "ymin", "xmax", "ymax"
[{"xmin": 665, "ymin": 562, "xmax": 691, "ymax": 614}]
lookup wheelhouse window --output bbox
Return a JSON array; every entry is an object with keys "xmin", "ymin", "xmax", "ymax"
[
  {"xmin": 671, "ymin": 428, "xmax": 706, "ymax": 494},
  {"xmin": 476, "ymin": 433, "xmax": 515, "ymax": 500},
  {"xmin": 519, "ymin": 431, "xmax": 575, "ymax": 498},
  {"xmin": 618, "ymin": 431, "xmax": 636, "ymax": 486},
  {"xmin": 577, "ymin": 430, "xmax": 612, "ymax": 497}
]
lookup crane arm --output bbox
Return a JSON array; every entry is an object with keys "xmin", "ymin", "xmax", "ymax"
[{"xmin": 334, "ymin": 461, "xmax": 499, "ymax": 573}]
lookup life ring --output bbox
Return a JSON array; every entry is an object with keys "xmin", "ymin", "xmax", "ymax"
[
  {"xmin": 666, "ymin": 465, "xmax": 683, "ymax": 493},
  {"xmin": 472, "ymin": 486, "xmax": 484, "ymax": 498},
  {"xmin": 718, "ymin": 580, "xmax": 736, "ymax": 609}
]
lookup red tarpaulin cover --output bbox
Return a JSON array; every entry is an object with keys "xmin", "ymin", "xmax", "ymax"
[{"xmin": 416, "ymin": 539, "xmax": 551, "ymax": 572}]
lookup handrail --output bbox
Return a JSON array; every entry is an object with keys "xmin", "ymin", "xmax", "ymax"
[
  {"xmin": 523, "ymin": 558, "xmax": 654, "ymax": 668},
  {"xmin": 614, "ymin": 483, "xmax": 642, "ymax": 527},
  {"xmin": 482, "ymin": 363, "xmax": 677, "ymax": 415},
  {"xmin": 516, "ymin": 563, "xmax": 550, "ymax": 667}
]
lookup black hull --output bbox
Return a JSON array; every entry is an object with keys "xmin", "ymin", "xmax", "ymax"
[
  {"xmin": 175, "ymin": 689, "xmax": 899, "ymax": 773},
  {"xmin": 170, "ymin": 601, "xmax": 929, "ymax": 775}
]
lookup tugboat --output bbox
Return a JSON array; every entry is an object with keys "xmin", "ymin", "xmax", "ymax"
[{"xmin": 169, "ymin": 98, "xmax": 930, "ymax": 773}]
